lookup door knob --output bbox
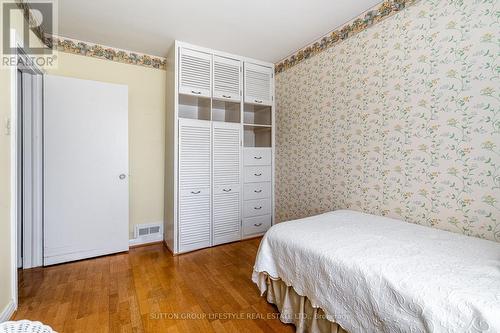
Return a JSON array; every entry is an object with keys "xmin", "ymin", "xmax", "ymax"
[{"xmin": 119, "ymin": 174, "xmax": 127, "ymax": 180}]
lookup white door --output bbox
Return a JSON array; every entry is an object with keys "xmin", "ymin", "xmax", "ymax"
[
  {"xmin": 178, "ymin": 119, "xmax": 212, "ymax": 252},
  {"xmin": 244, "ymin": 62, "xmax": 274, "ymax": 106},
  {"xmin": 44, "ymin": 75, "xmax": 129, "ymax": 265},
  {"xmin": 212, "ymin": 122, "xmax": 241, "ymax": 245}
]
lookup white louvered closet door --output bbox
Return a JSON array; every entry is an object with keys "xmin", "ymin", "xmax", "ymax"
[
  {"xmin": 178, "ymin": 119, "xmax": 212, "ymax": 252},
  {"xmin": 244, "ymin": 62, "xmax": 274, "ymax": 106},
  {"xmin": 212, "ymin": 122, "xmax": 241, "ymax": 245},
  {"xmin": 179, "ymin": 48, "xmax": 212, "ymax": 97},
  {"xmin": 213, "ymin": 56, "xmax": 241, "ymax": 102}
]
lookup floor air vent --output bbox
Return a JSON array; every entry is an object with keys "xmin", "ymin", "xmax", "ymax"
[{"xmin": 132, "ymin": 223, "xmax": 163, "ymax": 246}]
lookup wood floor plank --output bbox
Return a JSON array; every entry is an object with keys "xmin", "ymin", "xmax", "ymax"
[{"xmin": 14, "ymin": 238, "xmax": 293, "ymax": 333}]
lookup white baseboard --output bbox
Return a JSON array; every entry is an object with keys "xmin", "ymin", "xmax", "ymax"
[
  {"xmin": 0, "ymin": 299, "xmax": 16, "ymax": 322},
  {"xmin": 129, "ymin": 233, "xmax": 163, "ymax": 247}
]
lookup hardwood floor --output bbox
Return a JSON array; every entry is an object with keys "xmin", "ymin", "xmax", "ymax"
[{"xmin": 13, "ymin": 238, "xmax": 294, "ymax": 333}]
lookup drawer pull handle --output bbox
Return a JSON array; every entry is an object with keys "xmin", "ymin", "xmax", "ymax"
[
  {"xmin": 222, "ymin": 94, "xmax": 232, "ymax": 99},
  {"xmin": 222, "ymin": 188, "xmax": 232, "ymax": 192},
  {"xmin": 254, "ymin": 99, "xmax": 263, "ymax": 104},
  {"xmin": 254, "ymin": 206, "xmax": 262, "ymax": 210},
  {"xmin": 191, "ymin": 90, "xmax": 202, "ymax": 95},
  {"xmin": 254, "ymin": 156, "xmax": 262, "ymax": 160},
  {"xmin": 191, "ymin": 190, "xmax": 201, "ymax": 194},
  {"xmin": 254, "ymin": 189, "xmax": 262, "ymax": 193},
  {"xmin": 254, "ymin": 173, "xmax": 262, "ymax": 176},
  {"xmin": 254, "ymin": 223, "xmax": 263, "ymax": 227}
]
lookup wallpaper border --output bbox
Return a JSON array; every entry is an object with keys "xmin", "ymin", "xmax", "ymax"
[
  {"xmin": 47, "ymin": 36, "xmax": 167, "ymax": 70},
  {"xmin": 14, "ymin": 0, "xmax": 167, "ymax": 70},
  {"xmin": 275, "ymin": 0, "xmax": 419, "ymax": 74}
]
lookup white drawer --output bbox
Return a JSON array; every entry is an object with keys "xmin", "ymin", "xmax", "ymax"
[
  {"xmin": 243, "ymin": 215, "xmax": 271, "ymax": 236},
  {"xmin": 243, "ymin": 198, "xmax": 271, "ymax": 218},
  {"xmin": 244, "ymin": 166, "xmax": 272, "ymax": 183},
  {"xmin": 244, "ymin": 182, "xmax": 271, "ymax": 200},
  {"xmin": 244, "ymin": 148, "xmax": 272, "ymax": 166},
  {"xmin": 214, "ymin": 184, "xmax": 241, "ymax": 194},
  {"xmin": 180, "ymin": 187, "xmax": 210, "ymax": 197}
]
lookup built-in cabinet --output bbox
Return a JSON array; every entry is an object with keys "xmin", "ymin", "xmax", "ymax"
[{"xmin": 165, "ymin": 41, "xmax": 275, "ymax": 254}]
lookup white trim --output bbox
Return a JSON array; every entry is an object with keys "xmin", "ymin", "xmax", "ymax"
[
  {"xmin": 20, "ymin": 71, "xmax": 44, "ymax": 269},
  {"xmin": 0, "ymin": 299, "xmax": 16, "ymax": 322},
  {"xmin": 9, "ymin": 28, "xmax": 20, "ymax": 319},
  {"xmin": 44, "ymin": 245, "xmax": 129, "ymax": 266},
  {"xmin": 10, "ymin": 29, "xmax": 19, "ymax": 310},
  {"xmin": 16, "ymin": 70, "xmax": 22, "ymax": 270},
  {"xmin": 129, "ymin": 233, "xmax": 164, "ymax": 247},
  {"xmin": 173, "ymin": 41, "xmax": 179, "ymax": 254},
  {"xmin": 31, "ymin": 74, "xmax": 44, "ymax": 267},
  {"xmin": 22, "ymin": 72, "xmax": 34, "ymax": 269}
]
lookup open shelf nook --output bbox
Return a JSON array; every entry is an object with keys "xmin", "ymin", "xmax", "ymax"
[
  {"xmin": 178, "ymin": 94, "xmax": 211, "ymax": 120},
  {"xmin": 244, "ymin": 104, "xmax": 272, "ymax": 126},
  {"xmin": 244, "ymin": 125, "xmax": 272, "ymax": 147},
  {"xmin": 212, "ymin": 100, "xmax": 241, "ymax": 123}
]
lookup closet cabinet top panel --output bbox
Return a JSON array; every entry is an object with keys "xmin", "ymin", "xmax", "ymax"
[
  {"xmin": 244, "ymin": 63, "xmax": 273, "ymax": 106},
  {"xmin": 179, "ymin": 48, "xmax": 212, "ymax": 98},
  {"xmin": 213, "ymin": 56, "xmax": 241, "ymax": 102}
]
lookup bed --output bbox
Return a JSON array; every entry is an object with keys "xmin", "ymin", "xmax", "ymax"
[{"xmin": 252, "ymin": 210, "xmax": 500, "ymax": 333}]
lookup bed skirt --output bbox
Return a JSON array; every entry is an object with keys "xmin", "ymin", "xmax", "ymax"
[{"xmin": 255, "ymin": 272, "xmax": 348, "ymax": 333}]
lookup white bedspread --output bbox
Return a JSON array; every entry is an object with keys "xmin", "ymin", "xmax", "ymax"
[{"xmin": 252, "ymin": 210, "xmax": 500, "ymax": 333}]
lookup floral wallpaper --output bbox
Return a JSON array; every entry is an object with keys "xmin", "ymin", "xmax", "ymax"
[{"xmin": 275, "ymin": 0, "xmax": 500, "ymax": 242}]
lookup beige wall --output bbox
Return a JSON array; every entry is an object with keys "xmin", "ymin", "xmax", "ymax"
[
  {"xmin": 275, "ymin": 0, "xmax": 500, "ymax": 242},
  {"xmin": 46, "ymin": 52, "xmax": 166, "ymax": 238}
]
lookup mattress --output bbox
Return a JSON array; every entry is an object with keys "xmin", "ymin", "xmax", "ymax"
[{"xmin": 252, "ymin": 210, "xmax": 500, "ymax": 333}]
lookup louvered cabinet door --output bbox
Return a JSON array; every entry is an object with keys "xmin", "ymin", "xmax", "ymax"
[
  {"xmin": 179, "ymin": 48, "xmax": 212, "ymax": 97},
  {"xmin": 178, "ymin": 119, "xmax": 211, "ymax": 252},
  {"xmin": 213, "ymin": 187, "xmax": 240, "ymax": 245},
  {"xmin": 244, "ymin": 62, "xmax": 274, "ymax": 106},
  {"xmin": 212, "ymin": 122, "xmax": 241, "ymax": 245},
  {"xmin": 213, "ymin": 56, "xmax": 241, "ymax": 102}
]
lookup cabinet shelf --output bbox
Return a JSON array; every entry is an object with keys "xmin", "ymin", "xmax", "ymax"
[
  {"xmin": 212, "ymin": 100, "xmax": 241, "ymax": 123},
  {"xmin": 243, "ymin": 123, "xmax": 271, "ymax": 128},
  {"xmin": 244, "ymin": 125, "xmax": 272, "ymax": 147},
  {"xmin": 178, "ymin": 94, "xmax": 211, "ymax": 120},
  {"xmin": 244, "ymin": 104, "xmax": 272, "ymax": 126}
]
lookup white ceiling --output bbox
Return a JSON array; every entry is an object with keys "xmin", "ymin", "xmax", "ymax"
[{"xmin": 53, "ymin": 0, "xmax": 382, "ymax": 63}]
